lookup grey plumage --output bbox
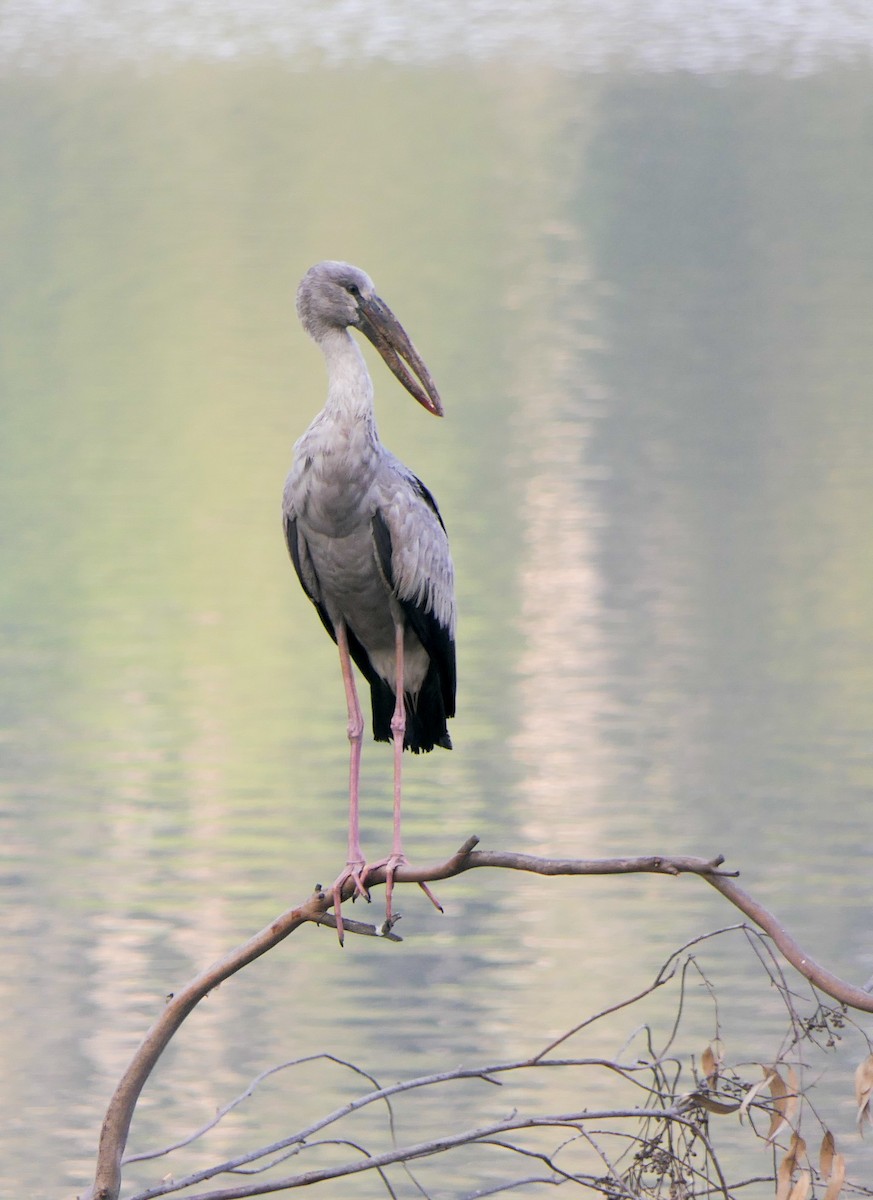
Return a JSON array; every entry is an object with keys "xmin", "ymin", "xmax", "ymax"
[{"xmin": 283, "ymin": 261, "xmax": 456, "ymax": 753}]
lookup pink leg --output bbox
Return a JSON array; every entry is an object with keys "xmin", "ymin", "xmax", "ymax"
[
  {"xmin": 388, "ymin": 621, "xmax": 406, "ymax": 841},
  {"xmin": 331, "ymin": 621, "xmax": 368, "ymax": 944},
  {"xmin": 383, "ymin": 622, "xmax": 443, "ymax": 921}
]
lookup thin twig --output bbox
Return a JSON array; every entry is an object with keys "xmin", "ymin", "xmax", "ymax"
[
  {"xmin": 123, "ymin": 1056, "xmax": 664, "ymax": 1200},
  {"xmin": 123, "ymin": 1054, "xmax": 388, "ymax": 1167},
  {"xmin": 130, "ymin": 1106, "xmax": 696, "ymax": 1200}
]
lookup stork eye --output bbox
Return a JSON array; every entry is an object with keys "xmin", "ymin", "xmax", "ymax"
[{"xmin": 346, "ymin": 282, "xmax": 360, "ymax": 297}]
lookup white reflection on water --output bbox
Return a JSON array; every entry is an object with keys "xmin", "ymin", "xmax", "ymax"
[
  {"xmin": 4, "ymin": 0, "xmax": 873, "ymax": 75},
  {"xmin": 509, "ymin": 236, "xmax": 615, "ymax": 844}
]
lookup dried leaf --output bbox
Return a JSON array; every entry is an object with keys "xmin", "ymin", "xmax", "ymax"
[
  {"xmin": 689, "ymin": 1091, "xmax": 741, "ymax": 1115},
  {"xmin": 701, "ymin": 1045, "xmax": 715, "ymax": 1082},
  {"xmin": 776, "ymin": 1158, "xmax": 791, "ymax": 1200},
  {"xmin": 701, "ymin": 1040, "xmax": 722, "ymax": 1085},
  {"xmin": 767, "ymin": 1067, "xmax": 791, "ymax": 1144},
  {"xmin": 819, "ymin": 1130, "xmax": 835, "ymax": 1178},
  {"xmin": 738, "ymin": 1069, "xmax": 774, "ymax": 1122},
  {"xmin": 785, "ymin": 1064, "xmax": 801, "ymax": 1125},
  {"xmin": 822, "ymin": 1152, "xmax": 846, "ymax": 1200},
  {"xmin": 775, "ymin": 1133, "xmax": 806, "ymax": 1200},
  {"xmin": 766, "ymin": 1064, "xmax": 800, "ymax": 1144},
  {"xmin": 788, "ymin": 1169, "xmax": 811, "ymax": 1200},
  {"xmin": 854, "ymin": 1053, "xmax": 873, "ymax": 1132}
]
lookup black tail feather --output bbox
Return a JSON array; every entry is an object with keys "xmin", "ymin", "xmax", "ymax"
[{"xmin": 369, "ymin": 660, "xmax": 452, "ymax": 753}]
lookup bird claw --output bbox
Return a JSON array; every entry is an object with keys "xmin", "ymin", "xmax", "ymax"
[
  {"xmin": 338, "ymin": 860, "xmax": 369, "ymax": 897},
  {"xmin": 360, "ymin": 852, "xmax": 403, "ymax": 923},
  {"xmin": 367, "ymin": 853, "xmax": 444, "ymax": 924},
  {"xmin": 349, "ymin": 867, "xmax": 371, "ymax": 903},
  {"xmin": 329, "ymin": 855, "xmax": 443, "ymax": 946},
  {"xmin": 330, "ymin": 861, "xmax": 372, "ymax": 946},
  {"xmin": 417, "ymin": 880, "xmax": 444, "ymax": 913}
]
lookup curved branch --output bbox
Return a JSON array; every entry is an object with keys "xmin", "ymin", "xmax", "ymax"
[
  {"xmin": 390, "ymin": 840, "xmax": 873, "ymax": 1011},
  {"xmin": 86, "ymin": 837, "xmax": 873, "ymax": 1200},
  {"xmin": 87, "ymin": 893, "xmax": 325, "ymax": 1200},
  {"xmin": 699, "ymin": 872, "xmax": 873, "ymax": 1010}
]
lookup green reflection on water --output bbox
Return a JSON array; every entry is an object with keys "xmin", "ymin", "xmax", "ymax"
[{"xmin": 4, "ymin": 60, "xmax": 873, "ymax": 1196}]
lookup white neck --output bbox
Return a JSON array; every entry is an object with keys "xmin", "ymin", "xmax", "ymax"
[{"xmin": 319, "ymin": 328, "xmax": 376, "ymax": 424}]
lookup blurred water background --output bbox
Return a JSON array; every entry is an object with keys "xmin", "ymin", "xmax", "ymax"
[{"xmin": 4, "ymin": 2, "xmax": 873, "ymax": 1195}]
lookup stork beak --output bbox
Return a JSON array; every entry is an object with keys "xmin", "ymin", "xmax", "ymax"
[{"xmin": 357, "ymin": 295, "xmax": 444, "ymax": 417}]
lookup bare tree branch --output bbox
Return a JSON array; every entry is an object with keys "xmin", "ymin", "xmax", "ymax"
[
  {"xmin": 131, "ymin": 1106, "xmax": 697, "ymax": 1200},
  {"xmin": 85, "ymin": 839, "xmax": 873, "ymax": 1200},
  {"xmin": 121, "ymin": 1054, "xmax": 666, "ymax": 1199}
]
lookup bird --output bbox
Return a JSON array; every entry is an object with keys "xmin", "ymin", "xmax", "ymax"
[{"xmin": 283, "ymin": 261, "xmax": 456, "ymax": 942}]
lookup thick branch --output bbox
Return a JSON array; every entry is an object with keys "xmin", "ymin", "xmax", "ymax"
[
  {"xmin": 390, "ymin": 840, "xmax": 873, "ymax": 1009},
  {"xmin": 700, "ymin": 872, "xmax": 873, "ymax": 1009},
  {"xmin": 86, "ymin": 837, "xmax": 873, "ymax": 1200},
  {"xmin": 88, "ymin": 894, "xmax": 323, "ymax": 1200}
]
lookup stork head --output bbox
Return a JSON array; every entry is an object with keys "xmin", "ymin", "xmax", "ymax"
[{"xmin": 297, "ymin": 261, "xmax": 443, "ymax": 416}]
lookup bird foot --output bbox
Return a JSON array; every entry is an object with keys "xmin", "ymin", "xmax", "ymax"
[
  {"xmin": 330, "ymin": 860, "xmax": 371, "ymax": 946},
  {"xmin": 366, "ymin": 852, "xmax": 444, "ymax": 925},
  {"xmin": 329, "ymin": 855, "xmax": 443, "ymax": 946}
]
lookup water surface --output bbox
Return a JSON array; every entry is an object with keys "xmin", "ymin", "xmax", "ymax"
[{"xmin": 3, "ymin": 6, "xmax": 873, "ymax": 1197}]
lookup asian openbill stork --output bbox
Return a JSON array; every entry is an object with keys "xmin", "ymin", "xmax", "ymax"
[{"xmin": 283, "ymin": 261, "xmax": 456, "ymax": 942}]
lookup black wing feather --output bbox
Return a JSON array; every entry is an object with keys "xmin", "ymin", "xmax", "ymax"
[
  {"xmin": 284, "ymin": 513, "xmax": 336, "ymax": 643},
  {"xmin": 411, "ymin": 474, "xmax": 448, "ymax": 534},
  {"xmin": 371, "ymin": 506, "xmax": 456, "ymax": 734},
  {"xmin": 286, "ymin": 503, "xmax": 454, "ymax": 754}
]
